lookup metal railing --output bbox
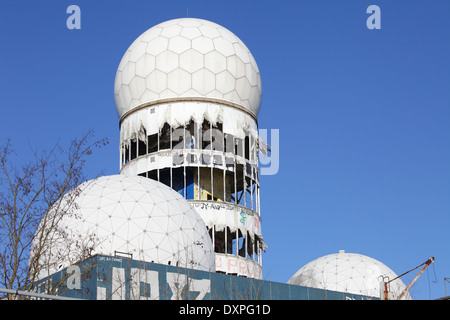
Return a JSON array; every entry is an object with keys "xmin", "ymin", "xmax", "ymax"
[{"xmin": 0, "ymin": 287, "xmax": 82, "ymax": 300}]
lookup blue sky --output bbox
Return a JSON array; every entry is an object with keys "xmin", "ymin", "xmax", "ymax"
[{"xmin": 1, "ymin": 0, "xmax": 449, "ymax": 299}]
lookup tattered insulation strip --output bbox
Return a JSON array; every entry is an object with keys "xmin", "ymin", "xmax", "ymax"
[
  {"xmin": 119, "ymin": 101, "xmax": 269, "ymax": 154},
  {"xmin": 190, "ymin": 201, "xmax": 263, "ymax": 241}
]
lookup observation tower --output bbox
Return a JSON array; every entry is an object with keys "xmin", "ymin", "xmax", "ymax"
[{"xmin": 114, "ymin": 18, "xmax": 265, "ymax": 278}]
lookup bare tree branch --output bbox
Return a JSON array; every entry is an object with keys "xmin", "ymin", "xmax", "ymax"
[{"xmin": 0, "ymin": 131, "xmax": 108, "ymax": 298}]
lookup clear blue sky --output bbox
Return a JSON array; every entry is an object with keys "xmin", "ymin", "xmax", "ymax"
[{"xmin": 1, "ymin": 0, "xmax": 449, "ymax": 299}]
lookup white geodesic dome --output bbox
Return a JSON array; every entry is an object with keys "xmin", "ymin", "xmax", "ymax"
[
  {"xmin": 32, "ymin": 174, "xmax": 215, "ymax": 279},
  {"xmin": 114, "ymin": 18, "xmax": 262, "ymax": 119},
  {"xmin": 287, "ymin": 251, "xmax": 412, "ymax": 300}
]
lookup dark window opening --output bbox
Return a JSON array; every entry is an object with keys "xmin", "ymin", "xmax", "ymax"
[
  {"xmin": 130, "ymin": 139, "xmax": 137, "ymax": 160},
  {"xmin": 171, "ymin": 167, "xmax": 185, "ymax": 196},
  {"xmin": 124, "ymin": 145, "xmax": 130, "ymax": 164},
  {"xmin": 245, "ymin": 135, "xmax": 250, "ymax": 160},
  {"xmin": 235, "ymin": 138, "xmax": 243, "ymax": 157},
  {"xmin": 201, "ymin": 119, "xmax": 211, "ymax": 150},
  {"xmin": 235, "ymin": 164, "xmax": 245, "ymax": 206},
  {"xmin": 172, "ymin": 125, "xmax": 184, "ymax": 150},
  {"xmin": 138, "ymin": 139, "xmax": 146, "ymax": 157},
  {"xmin": 211, "ymin": 122, "xmax": 223, "ymax": 151},
  {"xmin": 224, "ymin": 133, "xmax": 234, "ymax": 153},
  {"xmin": 185, "ymin": 120, "xmax": 195, "ymax": 149},
  {"xmin": 148, "ymin": 170, "xmax": 157, "ymax": 181},
  {"xmin": 159, "ymin": 123, "xmax": 171, "ymax": 150},
  {"xmin": 147, "ymin": 133, "xmax": 158, "ymax": 154},
  {"xmin": 159, "ymin": 168, "xmax": 171, "ymax": 188}
]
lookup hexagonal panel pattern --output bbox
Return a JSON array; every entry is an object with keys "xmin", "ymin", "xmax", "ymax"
[
  {"xmin": 32, "ymin": 175, "xmax": 215, "ymax": 279},
  {"xmin": 114, "ymin": 18, "xmax": 262, "ymax": 119},
  {"xmin": 287, "ymin": 251, "xmax": 412, "ymax": 300}
]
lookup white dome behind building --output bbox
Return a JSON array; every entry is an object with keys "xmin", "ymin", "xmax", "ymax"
[
  {"xmin": 32, "ymin": 175, "xmax": 215, "ymax": 279},
  {"xmin": 288, "ymin": 251, "xmax": 412, "ymax": 300},
  {"xmin": 114, "ymin": 18, "xmax": 262, "ymax": 120}
]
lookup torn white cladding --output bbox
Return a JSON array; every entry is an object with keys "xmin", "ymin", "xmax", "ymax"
[{"xmin": 119, "ymin": 101, "xmax": 258, "ymax": 145}]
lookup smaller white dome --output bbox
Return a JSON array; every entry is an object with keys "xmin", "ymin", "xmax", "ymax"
[
  {"xmin": 32, "ymin": 175, "xmax": 215, "ymax": 279},
  {"xmin": 288, "ymin": 251, "xmax": 411, "ymax": 300}
]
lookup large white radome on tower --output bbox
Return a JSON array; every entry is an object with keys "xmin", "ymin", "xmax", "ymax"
[
  {"xmin": 114, "ymin": 18, "xmax": 262, "ymax": 119},
  {"xmin": 32, "ymin": 175, "xmax": 215, "ymax": 279}
]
